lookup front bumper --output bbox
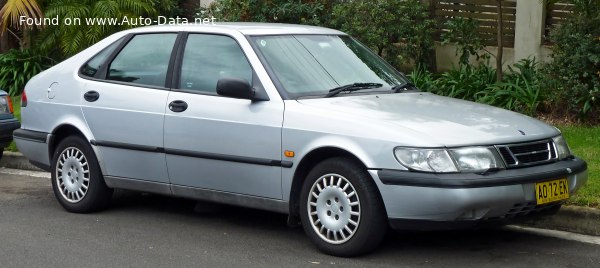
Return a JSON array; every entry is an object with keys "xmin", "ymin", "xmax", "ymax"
[
  {"xmin": 0, "ymin": 118, "xmax": 20, "ymax": 147},
  {"xmin": 370, "ymin": 158, "xmax": 588, "ymax": 230}
]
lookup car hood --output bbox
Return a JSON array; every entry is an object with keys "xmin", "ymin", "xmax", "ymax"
[{"xmin": 296, "ymin": 92, "xmax": 559, "ymax": 147}]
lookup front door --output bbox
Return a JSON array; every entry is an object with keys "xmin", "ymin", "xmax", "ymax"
[{"xmin": 164, "ymin": 33, "xmax": 284, "ymax": 199}]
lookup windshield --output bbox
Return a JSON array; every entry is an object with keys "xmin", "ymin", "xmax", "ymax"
[{"xmin": 250, "ymin": 35, "xmax": 409, "ymax": 98}]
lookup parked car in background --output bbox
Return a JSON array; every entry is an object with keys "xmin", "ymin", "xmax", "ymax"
[
  {"xmin": 14, "ymin": 23, "xmax": 588, "ymax": 257},
  {"xmin": 0, "ymin": 90, "xmax": 20, "ymax": 161}
]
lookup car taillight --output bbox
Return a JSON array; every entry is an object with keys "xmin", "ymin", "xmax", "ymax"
[
  {"xmin": 7, "ymin": 95, "xmax": 14, "ymax": 113},
  {"xmin": 21, "ymin": 90, "xmax": 27, "ymax": 107}
]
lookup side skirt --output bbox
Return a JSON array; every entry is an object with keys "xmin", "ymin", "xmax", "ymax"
[
  {"xmin": 104, "ymin": 176, "xmax": 171, "ymax": 195},
  {"xmin": 104, "ymin": 176, "xmax": 289, "ymax": 214},
  {"xmin": 171, "ymin": 184, "xmax": 289, "ymax": 214}
]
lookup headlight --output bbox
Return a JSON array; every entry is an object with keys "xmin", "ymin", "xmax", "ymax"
[
  {"xmin": 394, "ymin": 147, "xmax": 504, "ymax": 173},
  {"xmin": 553, "ymin": 135, "xmax": 571, "ymax": 159},
  {"xmin": 394, "ymin": 148, "xmax": 457, "ymax": 172},
  {"xmin": 449, "ymin": 147, "xmax": 501, "ymax": 172}
]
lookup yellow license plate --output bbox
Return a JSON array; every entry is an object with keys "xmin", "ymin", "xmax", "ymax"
[{"xmin": 535, "ymin": 178, "xmax": 569, "ymax": 205}]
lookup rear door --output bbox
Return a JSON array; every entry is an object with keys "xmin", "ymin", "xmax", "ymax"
[
  {"xmin": 164, "ymin": 33, "xmax": 285, "ymax": 199},
  {"xmin": 80, "ymin": 33, "xmax": 179, "ymax": 183}
]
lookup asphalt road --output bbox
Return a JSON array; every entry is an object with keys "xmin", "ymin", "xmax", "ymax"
[{"xmin": 1, "ymin": 169, "xmax": 600, "ymax": 268}]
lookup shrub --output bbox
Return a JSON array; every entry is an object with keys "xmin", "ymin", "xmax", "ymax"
[
  {"xmin": 440, "ymin": 17, "xmax": 488, "ymax": 66},
  {"xmin": 331, "ymin": 0, "xmax": 435, "ymax": 71},
  {"xmin": 408, "ymin": 65, "xmax": 436, "ymax": 92},
  {"xmin": 37, "ymin": 0, "xmax": 166, "ymax": 57},
  {"xmin": 199, "ymin": 0, "xmax": 327, "ymax": 25},
  {"xmin": 540, "ymin": 1, "xmax": 600, "ymax": 116},
  {"xmin": 408, "ymin": 59, "xmax": 544, "ymax": 116},
  {"xmin": 0, "ymin": 49, "xmax": 54, "ymax": 96},
  {"xmin": 477, "ymin": 59, "xmax": 542, "ymax": 116},
  {"xmin": 428, "ymin": 64, "xmax": 496, "ymax": 101}
]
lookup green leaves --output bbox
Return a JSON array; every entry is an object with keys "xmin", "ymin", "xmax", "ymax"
[
  {"xmin": 441, "ymin": 17, "xmax": 489, "ymax": 66},
  {"xmin": 0, "ymin": 48, "xmax": 54, "ymax": 96},
  {"xmin": 332, "ymin": 0, "xmax": 435, "ymax": 71},
  {"xmin": 38, "ymin": 0, "xmax": 164, "ymax": 57},
  {"xmin": 200, "ymin": 0, "xmax": 325, "ymax": 25},
  {"xmin": 477, "ymin": 59, "xmax": 542, "ymax": 116},
  {"xmin": 0, "ymin": 0, "xmax": 43, "ymax": 32},
  {"xmin": 540, "ymin": 5, "xmax": 600, "ymax": 117},
  {"xmin": 409, "ymin": 59, "xmax": 543, "ymax": 116}
]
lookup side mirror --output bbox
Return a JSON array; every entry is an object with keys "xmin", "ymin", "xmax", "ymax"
[{"xmin": 216, "ymin": 78, "xmax": 256, "ymax": 100}]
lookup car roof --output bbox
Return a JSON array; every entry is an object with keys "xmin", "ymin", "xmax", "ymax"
[{"xmin": 129, "ymin": 22, "xmax": 346, "ymax": 36}]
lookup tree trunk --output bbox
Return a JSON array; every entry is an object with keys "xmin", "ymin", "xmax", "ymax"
[
  {"xmin": 0, "ymin": 32, "xmax": 7, "ymax": 53},
  {"xmin": 427, "ymin": 0, "xmax": 437, "ymax": 72},
  {"xmin": 0, "ymin": 0, "xmax": 6, "ymax": 52},
  {"xmin": 496, "ymin": 0, "xmax": 504, "ymax": 82}
]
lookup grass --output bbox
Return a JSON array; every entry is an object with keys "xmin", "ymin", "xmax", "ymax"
[
  {"xmin": 559, "ymin": 125, "xmax": 600, "ymax": 208},
  {"xmin": 2, "ymin": 96, "xmax": 598, "ymax": 207}
]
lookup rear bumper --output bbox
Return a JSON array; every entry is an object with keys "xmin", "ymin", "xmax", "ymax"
[
  {"xmin": 369, "ymin": 158, "xmax": 588, "ymax": 230},
  {"xmin": 13, "ymin": 129, "xmax": 53, "ymax": 171},
  {"xmin": 0, "ymin": 118, "xmax": 20, "ymax": 147}
]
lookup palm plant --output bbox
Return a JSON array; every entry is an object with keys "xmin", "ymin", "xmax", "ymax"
[
  {"xmin": 0, "ymin": 0, "xmax": 42, "ymax": 31},
  {"xmin": 37, "ymin": 0, "xmax": 159, "ymax": 57},
  {"xmin": 0, "ymin": 0, "xmax": 43, "ymax": 49}
]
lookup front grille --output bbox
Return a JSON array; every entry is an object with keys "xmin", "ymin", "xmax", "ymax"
[{"xmin": 496, "ymin": 140, "xmax": 557, "ymax": 168}]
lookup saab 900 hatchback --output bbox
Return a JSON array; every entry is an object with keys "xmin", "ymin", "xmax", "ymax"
[{"xmin": 14, "ymin": 23, "xmax": 587, "ymax": 256}]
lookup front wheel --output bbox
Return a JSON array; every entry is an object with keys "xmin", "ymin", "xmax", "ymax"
[
  {"xmin": 300, "ymin": 157, "xmax": 387, "ymax": 256},
  {"xmin": 51, "ymin": 136, "xmax": 113, "ymax": 213}
]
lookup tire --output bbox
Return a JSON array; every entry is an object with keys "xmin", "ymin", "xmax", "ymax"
[
  {"xmin": 50, "ymin": 135, "xmax": 113, "ymax": 213},
  {"xmin": 300, "ymin": 157, "xmax": 387, "ymax": 257}
]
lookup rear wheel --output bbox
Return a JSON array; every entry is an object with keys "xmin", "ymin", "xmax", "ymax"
[
  {"xmin": 300, "ymin": 157, "xmax": 387, "ymax": 256},
  {"xmin": 51, "ymin": 136, "xmax": 113, "ymax": 213}
]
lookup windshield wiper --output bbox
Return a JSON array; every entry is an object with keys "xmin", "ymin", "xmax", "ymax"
[
  {"xmin": 325, "ymin": 83, "xmax": 384, "ymax": 98},
  {"xmin": 392, "ymin": 81, "xmax": 418, "ymax": 93}
]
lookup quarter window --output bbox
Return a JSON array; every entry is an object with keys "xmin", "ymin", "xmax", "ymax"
[
  {"xmin": 80, "ymin": 37, "xmax": 123, "ymax": 78},
  {"xmin": 179, "ymin": 34, "xmax": 252, "ymax": 93},
  {"xmin": 107, "ymin": 33, "xmax": 177, "ymax": 88}
]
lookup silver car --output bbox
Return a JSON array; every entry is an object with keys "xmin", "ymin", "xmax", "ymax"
[{"xmin": 14, "ymin": 23, "xmax": 587, "ymax": 256}]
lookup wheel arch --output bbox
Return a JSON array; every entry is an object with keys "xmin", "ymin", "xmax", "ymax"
[
  {"xmin": 48, "ymin": 123, "xmax": 96, "ymax": 166},
  {"xmin": 288, "ymin": 146, "xmax": 370, "ymax": 218}
]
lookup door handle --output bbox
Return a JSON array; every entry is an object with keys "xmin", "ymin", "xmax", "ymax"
[
  {"xmin": 84, "ymin": 91, "xmax": 100, "ymax": 102},
  {"xmin": 169, "ymin": 100, "xmax": 188, "ymax": 112}
]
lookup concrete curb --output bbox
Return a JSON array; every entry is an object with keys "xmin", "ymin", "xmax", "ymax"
[
  {"xmin": 521, "ymin": 205, "xmax": 600, "ymax": 236},
  {"xmin": 1, "ymin": 151, "xmax": 599, "ymax": 237},
  {"xmin": 0, "ymin": 151, "xmax": 43, "ymax": 172}
]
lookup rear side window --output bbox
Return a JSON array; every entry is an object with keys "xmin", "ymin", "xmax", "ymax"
[
  {"xmin": 107, "ymin": 33, "xmax": 178, "ymax": 88},
  {"xmin": 179, "ymin": 34, "xmax": 252, "ymax": 93},
  {"xmin": 80, "ymin": 37, "xmax": 123, "ymax": 78}
]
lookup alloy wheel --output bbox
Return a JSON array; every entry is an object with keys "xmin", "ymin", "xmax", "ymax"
[
  {"xmin": 56, "ymin": 147, "xmax": 90, "ymax": 203},
  {"xmin": 307, "ymin": 173, "xmax": 361, "ymax": 244}
]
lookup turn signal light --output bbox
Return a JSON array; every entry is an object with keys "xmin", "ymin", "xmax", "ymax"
[
  {"xmin": 284, "ymin": 150, "xmax": 295, "ymax": 157},
  {"xmin": 7, "ymin": 96, "xmax": 14, "ymax": 113}
]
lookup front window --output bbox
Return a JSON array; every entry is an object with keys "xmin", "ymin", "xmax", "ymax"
[
  {"xmin": 179, "ymin": 34, "xmax": 253, "ymax": 94},
  {"xmin": 251, "ymin": 35, "xmax": 409, "ymax": 98}
]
